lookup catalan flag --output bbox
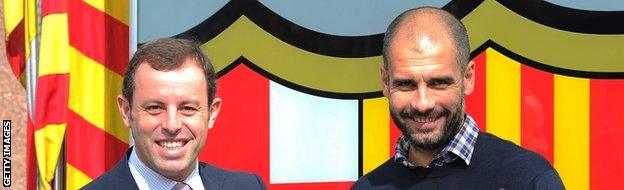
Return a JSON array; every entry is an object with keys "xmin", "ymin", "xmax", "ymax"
[
  {"xmin": 63, "ymin": 0, "xmax": 129, "ymax": 188},
  {"xmin": 35, "ymin": 1, "xmax": 70, "ymax": 189},
  {"xmin": 3, "ymin": 0, "xmax": 129, "ymax": 189},
  {"xmin": 3, "ymin": 0, "xmax": 36, "ymax": 85},
  {"xmin": 4, "ymin": 0, "xmax": 39, "ymax": 189}
]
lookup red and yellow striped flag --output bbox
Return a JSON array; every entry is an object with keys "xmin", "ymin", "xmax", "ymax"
[
  {"xmin": 34, "ymin": 1, "xmax": 70, "ymax": 189},
  {"xmin": 21, "ymin": 0, "xmax": 130, "ymax": 189},
  {"xmin": 3, "ymin": 0, "xmax": 36, "ymax": 85},
  {"xmin": 63, "ymin": 0, "xmax": 129, "ymax": 188},
  {"xmin": 4, "ymin": 0, "xmax": 26, "ymax": 82},
  {"xmin": 4, "ymin": 0, "xmax": 39, "ymax": 189}
]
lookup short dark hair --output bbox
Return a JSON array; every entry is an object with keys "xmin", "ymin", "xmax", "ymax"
[
  {"xmin": 122, "ymin": 38, "xmax": 217, "ymax": 105},
  {"xmin": 382, "ymin": 7, "xmax": 470, "ymax": 73}
]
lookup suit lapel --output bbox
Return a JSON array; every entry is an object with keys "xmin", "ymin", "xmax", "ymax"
[
  {"xmin": 107, "ymin": 148, "xmax": 140, "ymax": 189},
  {"xmin": 199, "ymin": 162, "xmax": 224, "ymax": 190}
]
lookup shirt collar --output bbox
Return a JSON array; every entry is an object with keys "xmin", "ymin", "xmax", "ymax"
[
  {"xmin": 128, "ymin": 147, "xmax": 204, "ymax": 190},
  {"xmin": 393, "ymin": 114, "xmax": 480, "ymax": 168}
]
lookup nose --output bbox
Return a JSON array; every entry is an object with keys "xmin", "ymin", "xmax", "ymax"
[
  {"xmin": 412, "ymin": 87, "xmax": 435, "ymax": 113},
  {"xmin": 162, "ymin": 106, "xmax": 181, "ymax": 134}
]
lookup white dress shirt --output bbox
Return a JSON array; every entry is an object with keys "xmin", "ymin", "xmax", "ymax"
[{"xmin": 128, "ymin": 148, "xmax": 205, "ymax": 190}]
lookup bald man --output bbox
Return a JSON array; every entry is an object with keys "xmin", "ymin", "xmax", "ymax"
[{"xmin": 351, "ymin": 7, "xmax": 564, "ymax": 190}]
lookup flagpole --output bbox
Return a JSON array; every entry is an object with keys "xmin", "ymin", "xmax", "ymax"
[
  {"xmin": 130, "ymin": 0, "xmax": 137, "ymax": 55},
  {"xmin": 129, "ymin": 0, "xmax": 137, "ymax": 147},
  {"xmin": 28, "ymin": 0, "xmax": 41, "ymax": 189},
  {"xmin": 53, "ymin": 141, "xmax": 64, "ymax": 190}
]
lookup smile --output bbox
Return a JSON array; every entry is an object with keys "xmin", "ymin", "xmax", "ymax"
[
  {"xmin": 156, "ymin": 140, "xmax": 188, "ymax": 150},
  {"xmin": 413, "ymin": 116, "xmax": 438, "ymax": 123}
]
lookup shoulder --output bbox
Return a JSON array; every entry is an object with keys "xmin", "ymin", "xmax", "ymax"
[
  {"xmin": 476, "ymin": 133, "xmax": 551, "ymax": 167},
  {"xmin": 199, "ymin": 162, "xmax": 266, "ymax": 190},
  {"xmin": 81, "ymin": 157, "xmax": 138, "ymax": 190},
  {"xmin": 474, "ymin": 133, "xmax": 564, "ymax": 189}
]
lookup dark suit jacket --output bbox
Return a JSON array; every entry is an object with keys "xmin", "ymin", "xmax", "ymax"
[{"xmin": 81, "ymin": 148, "xmax": 266, "ymax": 190}]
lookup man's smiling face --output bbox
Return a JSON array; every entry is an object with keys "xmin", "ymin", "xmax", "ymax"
[
  {"xmin": 382, "ymin": 28, "xmax": 472, "ymax": 150},
  {"xmin": 118, "ymin": 59, "xmax": 221, "ymax": 181}
]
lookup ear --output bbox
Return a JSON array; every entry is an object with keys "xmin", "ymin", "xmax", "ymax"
[
  {"xmin": 117, "ymin": 95, "xmax": 132, "ymax": 128},
  {"xmin": 207, "ymin": 97, "xmax": 222, "ymax": 129},
  {"xmin": 381, "ymin": 66, "xmax": 389, "ymax": 97},
  {"xmin": 463, "ymin": 61, "xmax": 476, "ymax": 96}
]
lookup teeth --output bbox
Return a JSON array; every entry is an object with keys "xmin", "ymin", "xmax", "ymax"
[
  {"xmin": 159, "ymin": 141, "xmax": 184, "ymax": 148},
  {"xmin": 414, "ymin": 117, "xmax": 436, "ymax": 123}
]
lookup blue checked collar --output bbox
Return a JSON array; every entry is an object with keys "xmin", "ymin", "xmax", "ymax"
[{"xmin": 394, "ymin": 114, "xmax": 480, "ymax": 168}]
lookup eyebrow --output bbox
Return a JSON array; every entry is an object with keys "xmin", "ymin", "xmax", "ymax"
[
  {"xmin": 138, "ymin": 99, "xmax": 202, "ymax": 107},
  {"xmin": 428, "ymin": 76, "xmax": 455, "ymax": 84},
  {"xmin": 180, "ymin": 99, "xmax": 201, "ymax": 106},
  {"xmin": 392, "ymin": 78, "xmax": 415, "ymax": 85},
  {"xmin": 140, "ymin": 101, "xmax": 164, "ymax": 107}
]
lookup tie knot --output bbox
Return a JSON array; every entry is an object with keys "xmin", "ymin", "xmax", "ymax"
[{"xmin": 171, "ymin": 182, "xmax": 192, "ymax": 190}]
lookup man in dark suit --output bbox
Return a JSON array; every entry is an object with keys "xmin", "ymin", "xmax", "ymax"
[{"xmin": 82, "ymin": 38, "xmax": 266, "ymax": 190}]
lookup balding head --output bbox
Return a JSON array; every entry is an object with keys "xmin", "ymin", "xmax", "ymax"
[{"xmin": 383, "ymin": 7, "xmax": 470, "ymax": 73}]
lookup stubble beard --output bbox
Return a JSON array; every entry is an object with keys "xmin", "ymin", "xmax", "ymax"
[{"xmin": 390, "ymin": 95, "xmax": 465, "ymax": 151}]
